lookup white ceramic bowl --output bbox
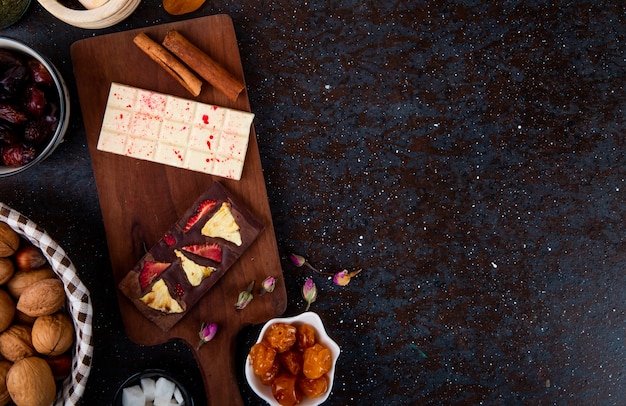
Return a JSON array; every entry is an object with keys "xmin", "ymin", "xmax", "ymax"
[
  {"xmin": 0, "ymin": 203, "xmax": 93, "ymax": 405},
  {"xmin": 0, "ymin": 37, "xmax": 70, "ymax": 177},
  {"xmin": 245, "ymin": 312, "xmax": 340, "ymax": 406}
]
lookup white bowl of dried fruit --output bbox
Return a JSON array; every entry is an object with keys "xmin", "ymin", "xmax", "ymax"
[
  {"xmin": 245, "ymin": 312, "xmax": 340, "ymax": 406},
  {"xmin": 0, "ymin": 203, "xmax": 93, "ymax": 406}
]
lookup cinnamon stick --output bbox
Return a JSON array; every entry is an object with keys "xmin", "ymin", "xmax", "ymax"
[
  {"xmin": 162, "ymin": 30, "xmax": 245, "ymax": 102},
  {"xmin": 133, "ymin": 32, "xmax": 202, "ymax": 97}
]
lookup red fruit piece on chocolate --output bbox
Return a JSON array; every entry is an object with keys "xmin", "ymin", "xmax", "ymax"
[
  {"xmin": 139, "ymin": 261, "xmax": 170, "ymax": 291},
  {"xmin": 174, "ymin": 283, "xmax": 185, "ymax": 298},
  {"xmin": 182, "ymin": 243, "xmax": 222, "ymax": 263},
  {"xmin": 183, "ymin": 199, "xmax": 217, "ymax": 232},
  {"xmin": 163, "ymin": 233, "xmax": 176, "ymax": 246}
]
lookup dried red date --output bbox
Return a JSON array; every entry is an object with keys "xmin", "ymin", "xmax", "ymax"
[
  {"xmin": 0, "ymin": 103, "xmax": 27, "ymax": 125},
  {"xmin": 0, "ymin": 65, "xmax": 27, "ymax": 98},
  {"xmin": 0, "ymin": 50, "xmax": 23, "ymax": 67},
  {"xmin": 24, "ymin": 118, "xmax": 53, "ymax": 145},
  {"xmin": 0, "ymin": 49, "xmax": 61, "ymax": 169},
  {"xmin": 28, "ymin": 59, "xmax": 53, "ymax": 86},
  {"xmin": 0, "ymin": 123, "xmax": 18, "ymax": 145},
  {"xmin": 1, "ymin": 143, "xmax": 36, "ymax": 166},
  {"xmin": 25, "ymin": 85, "xmax": 46, "ymax": 117}
]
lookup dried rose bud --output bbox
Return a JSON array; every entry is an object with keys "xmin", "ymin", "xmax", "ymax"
[
  {"xmin": 289, "ymin": 253, "xmax": 324, "ymax": 274},
  {"xmin": 197, "ymin": 322, "xmax": 218, "ymax": 349},
  {"xmin": 333, "ymin": 269, "xmax": 362, "ymax": 286},
  {"xmin": 259, "ymin": 276, "xmax": 276, "ymax": 295},
  {"xmin": 302, "ymin": 278, "xmax": 317, "ymax": 311},
  {"xmin": 235, "ymin": 281, "xmax": 255, "ymax": 310},
  {"xmin": 289, "ymin": 253, "xmax": 306, "ymax": 267}
]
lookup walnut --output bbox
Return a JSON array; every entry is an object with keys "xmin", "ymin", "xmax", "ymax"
[
  {"xmin": 6, "ymin": 268, "xmax": 55, "ymax": 300},
  {"xmin": 16, "ymin": 278, "xmax": 65, "ymax": 317},
  {"xmin": 0, "ymin": 325, "xmax": 34, "ymax": 362},
  {"xmin": 6, "ymin": 356, "xmax": 56, "ymax": 406},
  {"xmin": 0, "ymin": 223, "xmax": 19, "ymax": 258},
  {"xmin": 0, "ymin": 360, "xmax": 12, "ymax": 406},
  {"xmin": 0, "ymin": 290, "xmax": 15, "ymax": 333},
  {"xmin": 0, "ymin": 258, "xmax": 14, "ymax": 285},
  {"xmin": 31, "ymin": 312, "xmax": 74, "ymax": 357}
]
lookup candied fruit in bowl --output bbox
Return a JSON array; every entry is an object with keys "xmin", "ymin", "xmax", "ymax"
[
  {"xmin": 265, "ymin": 322, "xmax": 297, "ymax": 353},
  {"xmin": 303, "ymin": 343, "xmax": 332, "ymax": 380},
  {"xmin": 297, "ymin": 375, "xmax": 329, "ymax": 399},
  {"xmin": 271, "ymin": 373, "xmax": 301, "ymax": 406},
  {"xmin": 249, "ymin": 341, "xmax": 277, "ymax": 376},
  {"xmin": 296, "ymin": 323, "xmax": 316, "ymax": 351},
  {"xmin": 245, "ymin": 312, "xmax": 340, "ymax": 406}
]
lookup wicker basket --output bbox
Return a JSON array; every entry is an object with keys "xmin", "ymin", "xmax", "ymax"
[{"xmin": 0, "ymin": 202, "xmax": 94, "ymax": 406}]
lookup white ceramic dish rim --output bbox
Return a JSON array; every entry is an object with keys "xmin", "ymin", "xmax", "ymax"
[
  {"xmin": 245, "ymin": 312, "xmax": 340, "ymax": 406},
  {"xmin": 0, "ymin": 37, "xmax": 70, "ymax": 177}
]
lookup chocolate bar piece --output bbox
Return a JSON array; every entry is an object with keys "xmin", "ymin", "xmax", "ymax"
[
  {"xmin": 97, "ymin": 83, "xmax": 254, "ymax": 180},
  {"xmin": 118, "ymin": 181, "xmax": 264, "ymax": 331}
]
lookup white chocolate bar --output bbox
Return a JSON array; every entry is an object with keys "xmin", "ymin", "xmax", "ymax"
[{"xmin": 97, "ymin": 83, "xmax": 254, "ymax": 180}]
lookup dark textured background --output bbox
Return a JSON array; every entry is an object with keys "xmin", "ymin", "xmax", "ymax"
[{"xmin": 1, "ymin": 1, "xmax": 625, "ymax": 405}]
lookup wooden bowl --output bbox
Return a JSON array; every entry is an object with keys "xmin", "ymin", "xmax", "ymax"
[{"xmin": 36, "ymin": 0, "xmax": 141, "ymax": 29}]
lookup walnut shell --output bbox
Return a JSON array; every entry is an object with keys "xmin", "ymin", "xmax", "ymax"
[
  {"xmin": 0, "ymin": 290, "xmax": 15, "ymax": 333},
  {"xmin": 31, "ymin": 313, "xmax": 74, "ymax": 357},
  {"xmin": 0, "ymin": 325, "xmax": 34, "ymax": 362},
  {"xmin": 13, "ymin": 310, "xmax": 35, "ymax": 326},
  {"xmin": 0, "ymin": 360, "xmax": 12, "ymax": 406},
  {"xmin": 6, "ymin": 356, "xmax": 56, "ymax": 406},
  {"xmin": 0, "ymin": 223, "xmax": 19, "ymax": 258},
  {"xmin": 0, "ymin": 258, "xmax": 14, "ymax": 285},
  {"xmin": 16, "ymin": 279, "xmax": 65, "ymax": 317},
  {"xmin": 6, "ymin": 268, "xmax": 55, "ymax": 300}
]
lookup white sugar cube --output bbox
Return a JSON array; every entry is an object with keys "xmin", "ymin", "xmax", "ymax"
[
  {"xmin": 154, "ymin": 377, "xmax": 176, "ymax": 405},
  {"xmin": 122, "ymin": 385, "xmax": 145, "ymax": 406},
  {"xmin": 173, "ymin": 386, "xmax": 185, "ymax": 405},
  {"xmin": 140, "ymin": 377, "xmax": 156, "ymax": 401}
]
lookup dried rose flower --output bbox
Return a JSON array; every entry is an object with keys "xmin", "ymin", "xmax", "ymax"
[
  {"xmin": 289, "ymin": 253, "xmax": 307, "ymax": 267},
  {"xmin": 259, "ymin": 276, "xmax": 276, "ymax": 295},
  {"xmin": 197, "ymin": 322, "xmax": 218, "ymax": 349},
  {"xmin": 290, "ymin": 253, "xmax": 332, "ymax": 275},
  {"xmin": 333, "ymin": 269, "xmax": 362, "ymax": 286},
  {"xmin": 235, "ymin": 281, "xmax": 255, "ymax": 310},
  {"xmin": 302, "ymin": 277, "xmax": 317, "ymax": 311}
]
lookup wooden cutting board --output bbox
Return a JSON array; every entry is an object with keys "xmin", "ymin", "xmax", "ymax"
[{"xmin": 70, "ymin": 14, "xmax": 287, "ymax": 405}]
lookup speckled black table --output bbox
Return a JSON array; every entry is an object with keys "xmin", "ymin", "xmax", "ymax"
[{"xmin": 1, "ymin": 1, "xmax": 625, "ymax": 405}]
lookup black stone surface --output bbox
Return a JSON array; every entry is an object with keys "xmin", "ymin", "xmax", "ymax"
[{"xmin": 1, "ymin": 1, "xmax": 625, "ymax": 405}]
